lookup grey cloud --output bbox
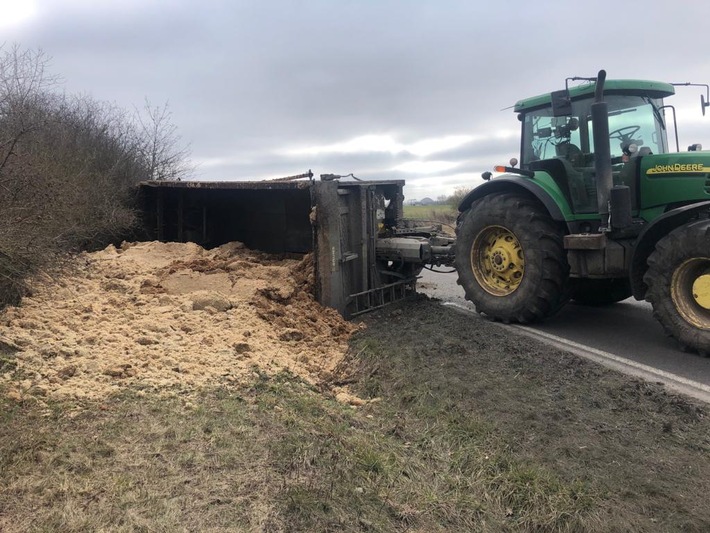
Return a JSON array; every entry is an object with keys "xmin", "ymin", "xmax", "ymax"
[{"xmin": 3, "ymin": 0, "xmax": 708, "ymax": 201}]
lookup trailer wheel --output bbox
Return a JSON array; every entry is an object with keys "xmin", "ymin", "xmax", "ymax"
[
  {"xmin": 644, "ymin": 220, "xmax": 710, "ymax": 354},
  {"xmin": 570, "ymin": 278, "xmax": 632, "ymax": 306},
  {"xmin": 455, "ymin": 193, "xmax": 569, "ymax": 323}
]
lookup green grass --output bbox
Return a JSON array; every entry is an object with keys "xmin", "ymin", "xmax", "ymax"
[
  {"xmin": 403, "ymin": 204, "xmax": 457, "ymax": 222},
  {"xmin": 0, "ymin": 368, "xmax": 596, "ymax": 532}
]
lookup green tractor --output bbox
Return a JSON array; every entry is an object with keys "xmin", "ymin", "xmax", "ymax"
[{"xmin": 455, "ymin": 70, "xmax": 710, "ymax": 354}]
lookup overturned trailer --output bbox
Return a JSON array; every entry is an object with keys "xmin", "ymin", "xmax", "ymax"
[{"xmin": 139, "ymin": 175, "xmax": 454, "ymax": 317}]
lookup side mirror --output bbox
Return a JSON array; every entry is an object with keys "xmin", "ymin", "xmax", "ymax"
[
  {"xmin": 551, "ymin": 90, "xmax": 572, "ymax": 117},
  {"xmin": 670, "ymin": 82, "xmax": 709, "ymax": 117}
]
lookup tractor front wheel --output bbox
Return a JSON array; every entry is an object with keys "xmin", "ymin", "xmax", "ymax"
[
  {"xmin": 455, "ymin": 193, "xmax": 569, "ymax": 323},
  {"xmin": 644, "ymin": 220, "xmax": 710, "ymax": 354}
]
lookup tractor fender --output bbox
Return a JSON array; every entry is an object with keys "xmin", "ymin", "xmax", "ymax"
[
  {"xmin": 630, "ymin": 201, "xmax": 710, "ymax": 300},
  {"xmin": 458, "ymin": 177, "xmax": 567, "ymax": 222}
]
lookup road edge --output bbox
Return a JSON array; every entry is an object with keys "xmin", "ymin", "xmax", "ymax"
[{"xmin": 441, "ymin": 301, "xmax": 710, "ymax": 405}]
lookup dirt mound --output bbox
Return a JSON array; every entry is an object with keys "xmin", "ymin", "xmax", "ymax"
[{"xmin": 0, "ymin": 241, "xmax": 361, "ymax": 402}]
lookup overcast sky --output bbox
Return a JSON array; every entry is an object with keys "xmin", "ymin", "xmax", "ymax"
[{"xmin": 2, "ymin": 0, "xmax": 709, "ymax": 200}]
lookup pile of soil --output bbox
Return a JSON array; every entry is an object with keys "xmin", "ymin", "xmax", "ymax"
[{"xmin": 0, "ymin": 241, "xmax": 360, "ymax": 402}]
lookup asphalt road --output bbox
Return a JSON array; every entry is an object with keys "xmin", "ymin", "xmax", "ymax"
[{"xmin": 418, "ymin": 268, "xmax": 710, "ymax": 392}]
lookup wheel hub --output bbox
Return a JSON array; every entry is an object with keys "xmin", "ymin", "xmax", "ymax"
[
  {"xmin": 471, "ymin": 225, "xmax": 524, "ymax": 296},
  {"xmin": 490, "ymin": 248, "xmax": 511, "ymax": 273},
  {"xmin": 692, "ymin": 273, "xmax": 710, "ymax": 310},
  {"xmin": 671, "ymin": 257, "xmax": 710, "ymax": 330}
]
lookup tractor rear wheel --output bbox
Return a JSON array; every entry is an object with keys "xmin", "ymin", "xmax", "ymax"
[
  {"xmin": 570, "ymin": 278, "xmax": 632, "ymax": 306},
  {"xmin": 455, "ymin": 193, "xmax": 569, "ymax": 323},
  {"xmin": 644, "ymin": 220, "xmax": 710, "ymax": 354}
]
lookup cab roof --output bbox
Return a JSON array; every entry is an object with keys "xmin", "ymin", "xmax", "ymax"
[{"xmin": 513, "ymin": 79, "xmax": 675, "ymax": 113}]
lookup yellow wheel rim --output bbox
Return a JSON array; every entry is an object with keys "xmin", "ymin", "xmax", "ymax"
[
  {"xmin": 693, "ymin": 274, "xmax": 710, "ymax": 310},
  {"xmin": 671, "ymin": 257, "xmax": 710, "ymax": 330},
  {"xmin": 471, "ymin": 225, "xmax": 525, "ymax": 296}
]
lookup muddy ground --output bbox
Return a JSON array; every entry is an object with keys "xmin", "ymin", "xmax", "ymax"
[{"xmin": 349, "ymin": 297, "xmax": 710, "ymax": 531}]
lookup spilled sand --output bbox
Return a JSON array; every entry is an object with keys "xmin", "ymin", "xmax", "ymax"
[{"xmin": 0, "ymin": 241, "xmax": 362, "ymax": 403}]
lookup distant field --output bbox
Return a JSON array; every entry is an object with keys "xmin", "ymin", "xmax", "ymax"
[{"xmin": 403, "ymin": 204, "xmax": 456, "ymax": 221}]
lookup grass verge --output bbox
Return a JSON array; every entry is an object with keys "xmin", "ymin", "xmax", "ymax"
[
  {"xmin": 2, "ymin": 298, "xmax": 709, "ymax": 531},
  {"xmin": 0, "ymin": 378, "xmax": 592, "ymax": 531}
]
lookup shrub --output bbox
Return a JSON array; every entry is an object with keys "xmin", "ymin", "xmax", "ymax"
[
  {"xmin": 0, "ymin": 44, "xmax": 190, "ymax": 306},
  {"xmin": 447, "ymin": 186, "xmax": 472, "ymax": 210}
]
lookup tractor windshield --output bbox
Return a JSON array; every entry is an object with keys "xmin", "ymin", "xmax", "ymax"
[
  {"xmin": 521, "ymin": 95, "xmax": 668, "ymax": 165},
  {"xmin": 520, "ymin": 94, "xmax": 668, "ymax": 212}
]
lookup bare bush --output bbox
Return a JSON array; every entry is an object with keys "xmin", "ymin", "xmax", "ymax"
[
  {"xmin": 447, "ymin": 186, "xmax": 472, "ymax": 210},
  {"xmin": 0, "ymin": 44, "xmax": 191, "ymax": 306},
  {"xmin": 136, "ymin": 100, "xmax": 192, "ymax": 181}
]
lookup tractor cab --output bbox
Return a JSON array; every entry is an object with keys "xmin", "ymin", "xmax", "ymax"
[
  {"xmin": 514, "ymin": 80, "xmax": 675, "ymax": 214},
  {"xmin": 456, "ymin": 71, "xmax": 710, "ymax": 354}
]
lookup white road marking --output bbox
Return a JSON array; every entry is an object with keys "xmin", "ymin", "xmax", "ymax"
[{"xmin": 441, "ymin": 302, "xmax": 710, "ymax": 405}]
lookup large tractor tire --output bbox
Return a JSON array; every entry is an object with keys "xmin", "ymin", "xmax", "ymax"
[
  {"xmin": 644, "ymin": 220, "xmax": 710, "ymax": 355},
  {"xmin": 570, "ymin": 278, "xmax": 632, "ymax": 306},
  {"xmin": 455, "ymin": 193, "xmax": 569, "ymax": 323}
]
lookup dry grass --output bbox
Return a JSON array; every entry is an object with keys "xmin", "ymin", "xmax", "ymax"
[{"xmin": 0, "ymin": 367, "xmax": 595, "ymax": 532}]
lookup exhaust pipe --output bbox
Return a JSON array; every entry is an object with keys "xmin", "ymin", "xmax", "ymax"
[{"xmin": 591, "ymin": 70, "xmax": 613, "ymax": 231}]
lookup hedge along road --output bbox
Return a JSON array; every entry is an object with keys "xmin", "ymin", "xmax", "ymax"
[{"xmin": 418, "ymin": 268, "xmax": 710, "ymax": 404}]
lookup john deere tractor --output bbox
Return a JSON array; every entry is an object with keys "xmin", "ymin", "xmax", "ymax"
[{"xmin": 455, "ymin": 70, "xmax": 710, "ymax": 354}]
